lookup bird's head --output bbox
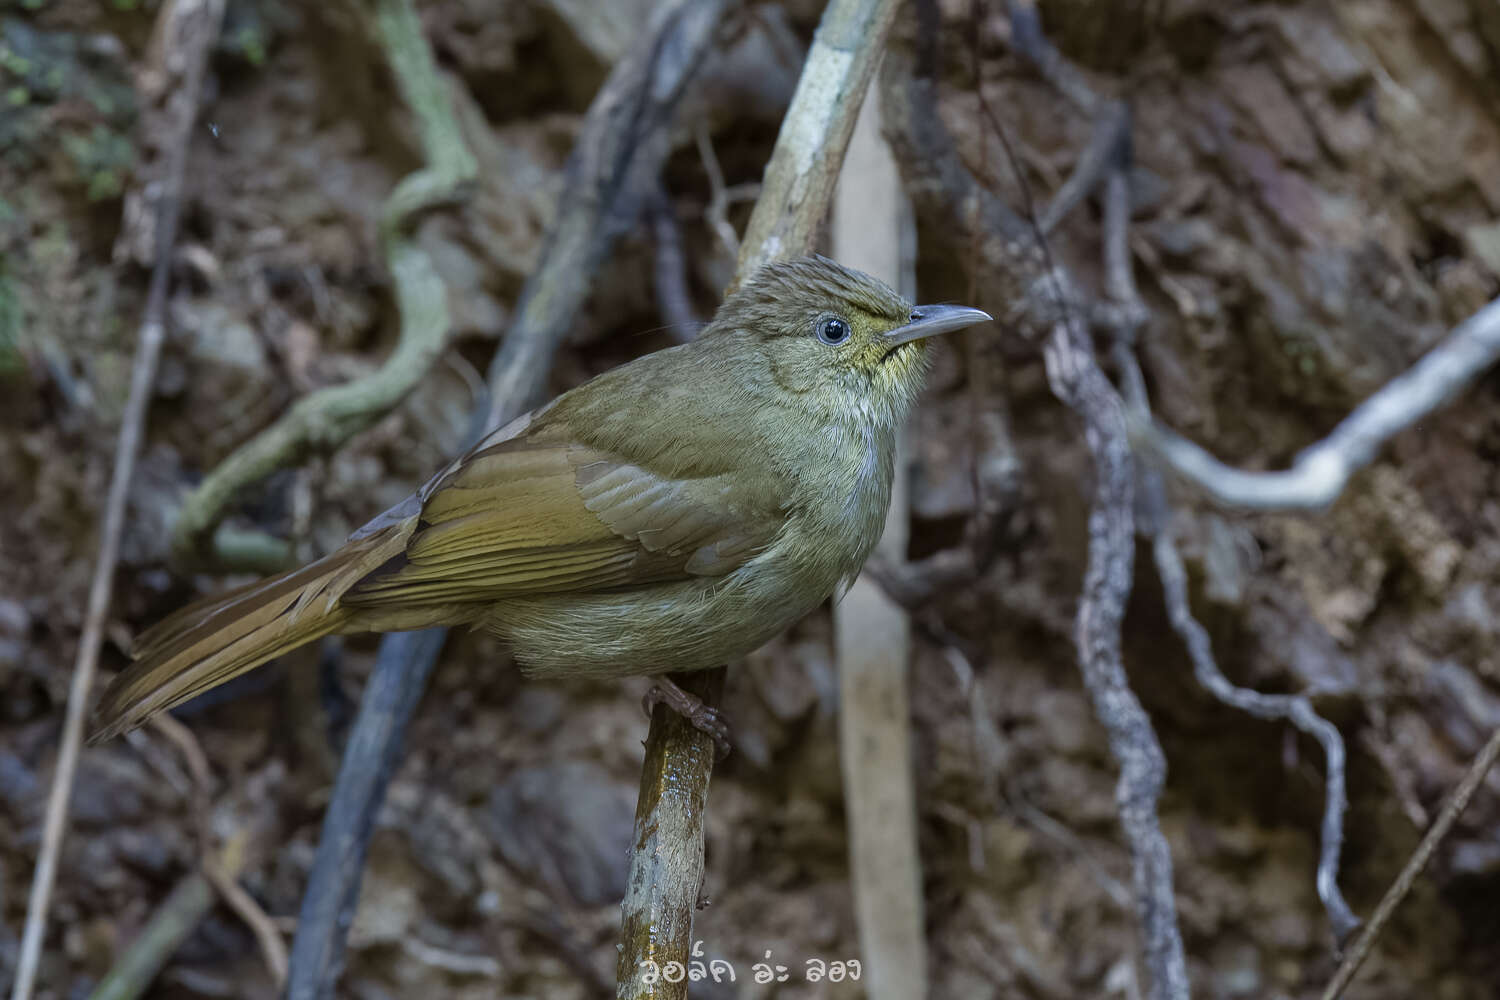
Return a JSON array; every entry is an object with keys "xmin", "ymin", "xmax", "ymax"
[{"xmin": 710, "ymin": 255, "xmax": 992, "ymax": 428}]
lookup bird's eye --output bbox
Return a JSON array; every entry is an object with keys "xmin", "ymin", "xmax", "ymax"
[{"xmin": 816, "ymin": 316, "xmax": 851, "ymax": 345}]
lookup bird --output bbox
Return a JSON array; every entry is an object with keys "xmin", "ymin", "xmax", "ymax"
[{"xmin": 88, "ymin": 255, "xmax": 991, "ymax": 746}]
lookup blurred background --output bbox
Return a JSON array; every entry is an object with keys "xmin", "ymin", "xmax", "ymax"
[{"xmin": 3, "ymin": 0, "xmax": 1500, "ymax": 997}]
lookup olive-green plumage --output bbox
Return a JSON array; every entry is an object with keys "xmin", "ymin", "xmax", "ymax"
[{"xmin": 89, "ymin": 255, "xmax": 990, "ymax": 743}]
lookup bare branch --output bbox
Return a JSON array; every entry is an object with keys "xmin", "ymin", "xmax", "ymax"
[
  {"xmin": 1043, "ymin": 314, "xmax": 1191, "ymax": 1000},
  {"xmin": 1144, "ymin": 296, "xmax": 1500, "ymax": 511},
  {"xmin": 10, "ymin": 4, "xmax": 224, "ymax": 999},
  {"xmin": 1151, "ymin": 533, "xmax": 1359, "ymax": 941},
  {"xmin": 832, "ymin": 87, "xmax": 926, "ymax": 1000},
  {"xmin": 882, "ymin": 6, "xmax": 1191, "ymax": 995},
  {"xmin": 615, "ymin": 670, "xmax": 724, "ymax": 999}
]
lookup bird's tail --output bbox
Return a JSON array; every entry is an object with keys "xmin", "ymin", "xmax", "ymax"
[{"xmin": 88, "ymin": 524, "xmax": 412, "ymax": 744}]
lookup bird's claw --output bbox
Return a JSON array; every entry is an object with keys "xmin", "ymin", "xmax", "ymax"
[{"xmin": 642, "ymin": 679, "xmax": 732, "ymax": 759}]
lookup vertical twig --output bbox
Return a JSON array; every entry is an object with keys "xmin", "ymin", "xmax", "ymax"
[
  {"xmin": 615, "ymin": 670, "xmax": 724, "ymax": 999},
  {"xmin": 831, "ymin": 87, "xmax": 927, "ymax": 1000},
  {"xmin": 285, "ymin": 628, "xmax": 446, "ymax": 999},
  {"xmin": 1041, "ymin": 314, "xmax": 1191, "ymax": 1000},
  {"xmin": 9, "ymin": 4, "xmax": 224, "ymax": 998}
]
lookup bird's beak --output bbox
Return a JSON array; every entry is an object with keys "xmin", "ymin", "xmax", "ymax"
[{"xmin": 882, "ymin": 304, "xmax": 994, "ymax": 348}]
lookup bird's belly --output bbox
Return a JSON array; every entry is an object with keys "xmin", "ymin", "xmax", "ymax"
[{"xmin": 485, "ymin": 553, "xmax": 844, "ymax": 680}]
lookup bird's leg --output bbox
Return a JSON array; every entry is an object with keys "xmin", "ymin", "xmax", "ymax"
[{"xmin": 643, "ymin": 676, "xmax": 732, "ymax": 759}]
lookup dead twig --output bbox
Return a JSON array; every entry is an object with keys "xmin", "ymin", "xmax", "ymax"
[
  {"xmin": 1151, "ymin": 528, "xmax": 1359, "ymax": 941},
  {"xmin": 1320, "ymin": 723, "xmax": 1500, "ymax": 999},
  {"xmin": 1041, "ymin": 313, "xmax": 1190, "ymax": 1000},
  {"xmin": 982, "ymin": 4, "xmax": 1191, "ymax": 995},
  {"xmin": 831, "ymin": 87, "xmax": 926, "ymax": 1000},
  {"xmin": 286, "ymin": 4, "xmax": 739, "ymax": 997},
  {"xmin": 10, "ymin": 4, "xmax": 224, "ymax": 999},
  {"xmin": 695, "ymin": 125, "xmax": 757, "ymax": 259},
  {"xmin": 1142, "ymin": 295, "xmax": 1500, "ymax": 511},
  {"xmin": 152, "ymin": 714, "xmax": 291, "ymax": 986},
  {"xmin": 169, "ymin": 0, "xmax": 478, "ymax": 570}
]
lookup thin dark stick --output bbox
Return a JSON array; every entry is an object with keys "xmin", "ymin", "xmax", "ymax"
[{"xmin": 285, "ymin": 628, "xmax": 445, "ymax": 999}]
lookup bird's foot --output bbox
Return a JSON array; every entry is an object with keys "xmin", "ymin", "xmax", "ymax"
[{"xmin": 643, "ymin": 677, "xmax": 732, "ymax": 759}]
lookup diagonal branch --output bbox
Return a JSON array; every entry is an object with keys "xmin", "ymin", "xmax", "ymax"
[{"xmin": 1319, "ymin": 723, "xmax": 1500, "ymax": 999}]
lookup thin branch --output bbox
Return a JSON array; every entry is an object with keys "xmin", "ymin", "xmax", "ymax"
[
  {"xmin": 10, "ymin": 4, "xmax": 223, "ymax": 999},
  {"xmin": 1151, "ymin": 533, "xmax": 1359, "ymax": 940},
  {"xmin": 1320, "ymin": 723, "xmax": 1500, "ymax": 999},
  {"xmin": 696, "ymin": 125, "xmax": 744, "ymax": 259},
  {"xmin": 1043, "ymin": 313, "xmax": 1190, "ymax": 1000},
  {"xmin": 1143, "ymin": 295, "xmax": 1500, "ymax": 511},
  {"xmin": 618, "ymin": 1, "xmax": 903, "ymax": 994},
  {"xmin": 285, "ymin": 3, "xmax": 738, "ymax": 996},
  {"xmin": 831, "ymin": 86, "xmax": 926, "ymax": 1000},
  {"xmin": 168, "ymin": 0, "xmax": 478, "ymax": 569},
  {"xmin": 285, "ymin": 629, "xmax": 445, "ymax": 1000}
]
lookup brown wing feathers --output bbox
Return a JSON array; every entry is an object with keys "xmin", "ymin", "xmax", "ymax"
[
  {"xmin": 89, "ymin": 434, "xmax": 771, "ymax": 742},
  {"xmin": 88, "ymin": 524, "xmax": 411, "ymax": 743}
]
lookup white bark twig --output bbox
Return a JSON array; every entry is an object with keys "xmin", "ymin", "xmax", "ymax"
[
  {"xmin": 832, "ymin": 87, "xmax": 925, "ymax": 1000},
  {"xmin": 9, "ymin": 4, "xmax": 224, "ymax": 999},
  {"xmin": 1144, "ymin": 296, "xmax": 1500, "ymax": 511}
]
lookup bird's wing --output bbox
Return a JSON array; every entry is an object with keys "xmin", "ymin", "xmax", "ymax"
[{"xmin": 342, "ymin": 432, "xmax": 779, "ymax": 607}]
